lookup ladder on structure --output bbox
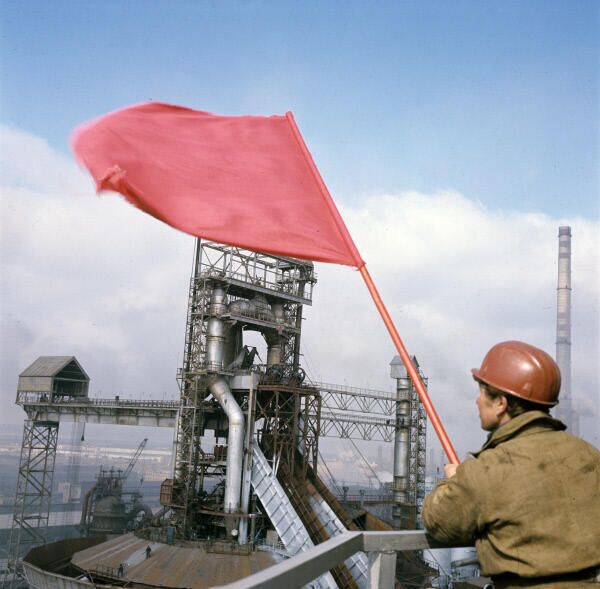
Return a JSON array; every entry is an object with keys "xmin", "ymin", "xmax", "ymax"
[{"xmin": 251, "ymin": 445, "xmax": 338, "ymax": 589}]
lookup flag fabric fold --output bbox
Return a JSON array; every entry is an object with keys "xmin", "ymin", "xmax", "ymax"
[{"xmin": 72, "ymin": 102, "xmax": 364, "ymax": 268}]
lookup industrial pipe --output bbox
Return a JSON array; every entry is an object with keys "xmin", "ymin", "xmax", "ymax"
[
  {"xmin": 207, "ymin": 287, "xmax": 227, "ymax": 369},
  {"xmin": 206, "ymin": 287, "xmax": 245, "ymax": 516},
  {"xmin": 392, "ymin": 368, "xmax": 411, "ymax": 530},
  {"xmin": 209, "ymin": 376, "xmax": 245, "ymax": 513},
  {"xmin": 265, "ymin": 333, "xmax": 282, "ymax": 367}
]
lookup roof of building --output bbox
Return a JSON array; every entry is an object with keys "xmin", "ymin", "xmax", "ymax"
[
  {"xmin": 19, "ymin": 356, "xmax": 89, "ymax": 381},
  {"xmin": 71, "ymin": 533, "xmax": 282, "ymax": 589}
]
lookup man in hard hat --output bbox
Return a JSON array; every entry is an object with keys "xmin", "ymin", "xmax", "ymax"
[{"xmin": 422, "ymin": 341, "xmax": 600, "ymax": 588}]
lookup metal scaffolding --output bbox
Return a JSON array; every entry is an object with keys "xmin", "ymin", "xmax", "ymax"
[
  {"xmin": 4, "ymin": 420, "xmax": 59, "ymax": 586},
  {"xmin": 171, "ymin": 240, "xmax": 317, "ymax": 538},
  {"xmin": 408, "ymin": 370, "xmax": 428, "ymax": 521}
]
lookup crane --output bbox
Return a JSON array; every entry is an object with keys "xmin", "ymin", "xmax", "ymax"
[
  {"xmin": 81, "ymin": 438, "xmax": 150, "ymax": 535},
  {"xmin": 122, "ymin": 438, "xmax": 148, "ymax": 481}
]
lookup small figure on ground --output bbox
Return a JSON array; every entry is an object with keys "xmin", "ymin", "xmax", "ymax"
[
  {"xmin": 118, "ymin": 563, "xmax": 124, "ymax": 578},
  {"xmin": 422, "ymin": 340, "xmax": 600, "ymax": 589},
  {"xmin": 145, "ymin": 545, "xmax": 152, "ymax": 559}
]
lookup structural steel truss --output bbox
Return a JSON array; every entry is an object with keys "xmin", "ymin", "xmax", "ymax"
[
  {"xmin": 409, "ymin": 380, "xmax": 427, "ymax": 516},
  {"xmin": 255, "ymin": 384, "xmax": 321, "ymax": 479},
  {"xmin": 173, "ymin": 240, "xmax": 317, "ymax": 537},
  {"xmin": 4, "ymin": 420, "xmax": 58, "ymax": 586}
]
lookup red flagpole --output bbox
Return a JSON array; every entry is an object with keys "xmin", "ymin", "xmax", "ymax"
[
  {"xmin": 360, "ymin": 265, "xmax": 460, "ymax": 465},
  {"xmin": 286, "ymin": 111, "xmax": 459, "ymax": 465}
]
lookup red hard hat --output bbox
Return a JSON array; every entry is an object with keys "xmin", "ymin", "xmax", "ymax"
[{"xmin": 472, "ymin": 341, "xmax": 561, "ymax": 406}]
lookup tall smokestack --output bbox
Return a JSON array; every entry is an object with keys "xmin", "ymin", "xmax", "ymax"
[{"xmin": 555, "ymin": 226, "xmax": 578, "ymax": 435}]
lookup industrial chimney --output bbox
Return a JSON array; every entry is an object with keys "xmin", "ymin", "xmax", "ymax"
[{"xmin": 554, "ymin": 226, "xmax": 578, "ymax": 435}]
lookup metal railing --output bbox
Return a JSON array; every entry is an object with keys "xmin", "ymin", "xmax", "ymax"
[
  {"xmin": 214, "ymin": 530, "xmax": 458, "ymax": 589},
  {"xmin": 16, "ymin": 391, "xmax": 179, "ymax": 409},
  {"xmin": 313, "ymin": 382, "xmax": 395, "ymax": 401}
]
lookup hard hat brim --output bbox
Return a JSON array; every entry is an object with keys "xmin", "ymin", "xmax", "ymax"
[{"xmin": 471, "ymin": 368, "xmax": 558, "ymax": 406}]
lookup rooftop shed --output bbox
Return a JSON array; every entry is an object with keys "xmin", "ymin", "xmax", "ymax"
[{"xmin": 17, "ymin": 356, "xmax": 90, "ymax": 397}]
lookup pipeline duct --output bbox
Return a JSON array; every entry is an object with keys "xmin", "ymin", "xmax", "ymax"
[
  {"xmin": 265, "ymin": 332, "xmax": 282, "ymax": 367},
  {"xmin": 209, "ymin": 376, "xmax": 245, "ymax": 513},
  {"xmin": 206, "ymin": 287, "xmax": 245, "ymax": 515}
]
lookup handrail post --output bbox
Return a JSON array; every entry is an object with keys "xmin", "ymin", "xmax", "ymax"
[{"xmin": 367, "ymin": 550, "xmax": 397, "ymax": 589}]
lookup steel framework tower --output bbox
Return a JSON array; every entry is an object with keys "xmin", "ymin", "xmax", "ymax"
[
  {"xmin": 3, "ymin": 357, "xmax": 89, "ymax": 588},
  {"xmin": 390, "ymin": 356, "xmax": 427, "ymax": 530},
  {"xmin": 409, "ymin": 363, "xmax": 427, "ymax": 523},
  {"xmin": 169, "ymin": 239, "xmax": 318, "ymax": 539},
  {"xmin": 4, "ymin": 420, "xmax": 58, "ymax": 587}
]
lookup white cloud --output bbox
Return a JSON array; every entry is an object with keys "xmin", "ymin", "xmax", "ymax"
[
  {"xmin": 304, "ymin": 193, "xmax": 599, "ymax": 455},
  {"xmin": 1, "ymin": 125, "xmax": 598, "ymax": 457}
]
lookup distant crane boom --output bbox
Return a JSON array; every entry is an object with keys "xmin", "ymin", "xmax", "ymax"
[{"xmin": 122, "ymin": 438, "xmax": 148, "ymax": 481}]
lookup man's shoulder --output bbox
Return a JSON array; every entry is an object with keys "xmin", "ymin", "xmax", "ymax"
[
  {"xmin": 555, "ymin": 431, "xmax": 600, "ymax": 461},
  {"xmin": 475, "ymin": 428, "xmax": 600, "ymax": 472}
]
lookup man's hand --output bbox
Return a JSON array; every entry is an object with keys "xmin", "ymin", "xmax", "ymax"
[{"xmin": 444, "ymin": 464, "xmax": 458, "ymax": 479}]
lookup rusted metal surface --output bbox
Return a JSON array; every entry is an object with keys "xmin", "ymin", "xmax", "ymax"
[
  {"xmin": 25, "ymin": 537, "xmax": 108, "ymax": 570},
  {"xmin": 71, "ymin": 533, "xmax": 281, "ymax": 589},
  {"xmin": 159, "ymin": 479, "xmax": 173, "ymax": 506}
]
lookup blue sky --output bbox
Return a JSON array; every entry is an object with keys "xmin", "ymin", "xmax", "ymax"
[{"xmin": 1, "ymin": 0, "xmax": 598, "ymax": 218}]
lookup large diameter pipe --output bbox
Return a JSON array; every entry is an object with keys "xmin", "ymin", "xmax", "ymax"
[
  {"xmin": 265, "ymin": 304, "xmax": 284, "ymax": 366},
  {"xmin": 207, "ymin": 287, "xmax": 227, "ymax": 369},
  {"xmin": 392, "ymin": 370, "xmax": 411, "ymax": 530},
  {"xmin": 265, "ymin": 332, "xmax": 282, "ymax": 367},
  {"xmin": 209, "ymin": 376, "xmax": 244, "ymax": 513}
]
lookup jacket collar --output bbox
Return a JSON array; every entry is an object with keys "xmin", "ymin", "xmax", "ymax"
[{"xmin": 471, "ymin": 411, "xmax": 566, "ymax": 457}]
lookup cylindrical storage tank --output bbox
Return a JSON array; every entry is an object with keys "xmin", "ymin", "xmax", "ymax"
[{"xmin": 90, "ymin": 495, "xmax": 128, "ymax": 534}]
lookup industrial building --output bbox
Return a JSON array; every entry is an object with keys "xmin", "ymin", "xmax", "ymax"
[
  {"xmin": 3, "ymin": 224, "xmax": 578, "ymax": 588},
  {"xmin": 3, "ymin": 240, "xmax": 436, "ymax": 589}
]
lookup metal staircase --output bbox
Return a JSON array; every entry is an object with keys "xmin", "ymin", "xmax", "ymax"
[
  {"xmin": 251, "ymin": 444, "xmax": 338, "ymax": 589},
  {"xmin": 275, "ymin": 459, "xmax": 358, "ymax": 589},
  {"xmin": 305, "ymin": 487, "xmax": 368, "ymax": 589}
]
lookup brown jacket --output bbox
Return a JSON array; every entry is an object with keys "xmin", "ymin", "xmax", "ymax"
[{"xmin": 422, "ymin": 411, "xmax": 600, "ymax": 579}]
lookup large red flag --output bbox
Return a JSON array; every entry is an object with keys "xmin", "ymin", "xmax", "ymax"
[
  {"xmin": 71, "ymin": 101, "xmax": 459, "ymax": 465},
  {"xmin": 72, "ymin": 102, "xmax": 363, "ymax": 267}
]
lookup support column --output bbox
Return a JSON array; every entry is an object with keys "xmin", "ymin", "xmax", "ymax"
[
  {"xmin": 4, "ymin": 419, "xmax": 59, "ymax": 586},
  {"xmin": 367, "ymin": 550, "xmax": 397, "ymax": 589},
  {"xmin": 390, "ymin": 358, "xmax": 411, "ymax": 530}
]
